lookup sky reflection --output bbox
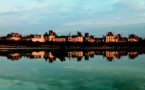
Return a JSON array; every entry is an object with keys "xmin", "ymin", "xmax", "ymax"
[{"xmin": 0, "ymin": 50, "xmax": 145, "ymax": 90}]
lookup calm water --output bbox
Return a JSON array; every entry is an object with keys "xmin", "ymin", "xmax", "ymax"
[{"xmin": 0, "ymin": 50, "xmax": 145, "ymax": 90}]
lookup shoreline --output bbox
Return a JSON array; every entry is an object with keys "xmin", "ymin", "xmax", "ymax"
[{"xmin": 0, "ymin": 47, "xmax": 145, "ymax": 51}]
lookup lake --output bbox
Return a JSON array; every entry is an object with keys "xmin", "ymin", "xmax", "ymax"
[{"xmin": 0, "ymin": 49, "xmax": 145, "ymax": 90}]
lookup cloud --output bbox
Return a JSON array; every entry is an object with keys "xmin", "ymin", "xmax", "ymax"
[
  {"xmin": 63, "ymin": 17, "xmax": 142, "ymax": 27},
  {"xmin": 36, "ymin": 0, "xmax": 47, "ymax": 3},
  {"xmin": 64, "ymin": 21, "xmax": 93, "ymax": 26},
  {"xmin": 0, "ymin": 0, "xmax": 145, "ymax": 35},
  {"xmin": 0, "ymin": 6, "xmax": 21, "ymax": 13},
  {"xmin": 124, "ymin": 0, "xmax": 145, "ymax": 10},
  {"xmin": 79, "ymin": 0, "xmax": 120, "ymax": 12}
]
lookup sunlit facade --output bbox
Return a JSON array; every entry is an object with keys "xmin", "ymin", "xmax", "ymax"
[
  {"xmin": 3, "ymin": 31, "xmax": 143, "ymax": 43},
  {"xmin": 25, "ymin": 34, "xmax": 45, "ymax": 42},
  {"xmin": 6, "ymin": 32, "xmax": 22, "ymax": 41},
  {"xmin": 128, "ymin": 34, "xmax": 138, "ymax": 42}
]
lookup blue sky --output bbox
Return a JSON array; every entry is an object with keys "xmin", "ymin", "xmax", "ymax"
[{"xmin": 0, "ymin": 0, "xmax": 145, "ymax": 37}]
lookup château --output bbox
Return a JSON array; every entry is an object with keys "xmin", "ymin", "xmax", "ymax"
[{"xmin": 0, "ymin": 30, "xmax": 144, "ymax": 43}]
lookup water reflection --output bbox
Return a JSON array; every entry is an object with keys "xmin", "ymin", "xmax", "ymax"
[
  {"xmin": 0, "ymin": 49, "xmax": 145, "ymax": 90},
  {"xmin": 0, "ymin": 49, "xmax": 144, "ymax": 62}
]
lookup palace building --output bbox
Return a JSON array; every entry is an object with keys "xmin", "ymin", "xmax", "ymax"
[
  {"xmin": 2, "ymin": 30, "xmax": 142, "ymax": 43},
  {"xmin": 68, "ymin": 32, "xmax": 83, "ymax": 42},
  {"xmin": 6, "ymin": 32, "xmax": 22, "ymax": 41},
  {"xmin": 128, "ymin": 34, "xmax": 138, "ymax": 42}
]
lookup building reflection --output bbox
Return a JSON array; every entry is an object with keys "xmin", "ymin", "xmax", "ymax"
[
  {"xmin": 103, "ymin": 51, "xmax": 128, "ymax": 61},
  {"xmin": 0, "ymin": 49, "xmax": 144, "ymax": 62},
  {"xmin": 7, "ymin": 53, "xmax": 22, "ymax": 60},
  {"xmin": 128, "ymin": 51, "xmax": 138, "ymax": 59},
  {"xmin": 68, "ymin": 51, "xmax": 83, "ymax": 61}
]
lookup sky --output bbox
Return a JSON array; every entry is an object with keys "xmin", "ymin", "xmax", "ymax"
[{"xmin": 0, "ymin": 0, "xmax": 145, "ymax": 37}]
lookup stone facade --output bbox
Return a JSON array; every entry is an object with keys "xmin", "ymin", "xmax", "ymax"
[{"xmin": 6, "ymin": 32, "xmax": 22, "ymax": 41}]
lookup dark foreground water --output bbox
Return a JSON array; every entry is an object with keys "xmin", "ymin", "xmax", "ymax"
[{"xmin": 0, "ymin": 50, "xmax": 145, "ymax": 90}]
